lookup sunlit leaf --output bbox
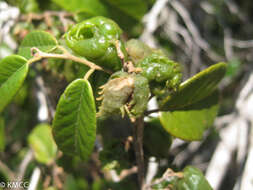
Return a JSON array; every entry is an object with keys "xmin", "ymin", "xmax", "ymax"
[
  {"xmin": 176, "ymin": 166, "xmax": 213, "ymax": 190},
  {"xmin": 0, "ymin": 55, "xmax": 28, "ymax": 112},
  {"xmin": 18, "ymin": 31, "xmax": 58, "ymax": 59},
  {"xmin": 52, "ymin": 79, "xmax": 96, "ymax": 160},
  {"xmin": 159, "ymin": 62, "xmax": 226, "ymax": 111},
  {"xmin": 160, "ymin": 91, "xmax": 219, "ymax": 141}
]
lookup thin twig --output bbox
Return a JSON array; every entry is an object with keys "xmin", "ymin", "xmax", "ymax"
[
  {"xmin": 145, "ymin": 109, "xmax": 160, "ymax": 116},
  {"xmin": 84, "ymin": 68, "xmax": 95, "ymax": 80},
  {"xmin": 146, "ymin": 168, "xmax": 183, "ymax": 189},
  {"xmin": 17, "ymin": 149, "xmax": 34, "ymax": 181},
  {"xmin": 119, "ymin": 166, "xmax": 138, "ymax": 181},
  {"xmin": 240, "ymin": 119, "xmax": 253, "ymax": 190},
  {"xmin": 0, "ymin": 160, "xmax": 15, "ymax": 180},
  {"xmin": 145, "ymin": 157, "xmax": 158, "ymax": 185},
  {"xmin": 35, "ymin": 76, "xmax": 55, "ymax": 120},
  {"xmin": 170, "ymin": 0, "xmax": 223, "ymax": 61},
  {"xmin": 224, "ymin": 28, "xmax": 234, "ymax": 60},
  {"xmin": 28, "ymin": 167, "xmax": 41, "ymax": 190},
  {"xmin": 28, "ymin": 46, "xmax": 112, "ymax": 74},
  {"xmin": 140, "ymin": 0, "xmax": 169, "ymax": 47},
  {"xmin": 231, "ymin": 39, "xmax": 253, "ymax": 48},
  {"xmin": 133, "ymin": 117, "xmax": 145, "ymax": 190}
]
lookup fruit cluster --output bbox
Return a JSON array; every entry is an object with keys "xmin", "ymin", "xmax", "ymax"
[{"xmin": 65, "ymin": 16, "xmax": 182, "ymax": 118}]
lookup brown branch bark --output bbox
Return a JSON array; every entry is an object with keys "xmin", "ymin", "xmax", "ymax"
[{"xmin": 133, "ymin": 116, "xmax": 145, "ymax": 189}]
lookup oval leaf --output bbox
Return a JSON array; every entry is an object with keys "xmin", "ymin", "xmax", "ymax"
[
  {"xmin": 176, "ymin": 166, "xmax": 213, "ymax": 190},
  {"xmin": 28, "ymin": 124, "xmax": 57, "ymax": 164},
  {"xmin": 159, "ymin": 62, "xmax": 226, "ymax": 111},
  {"xmin": 159, "ymin": 91, "xmax": 219, "ymax": 141},
  {"xmin": 18, "ymin": 31, "xmax": 58, "ymax": 59},
  {"xmin": 0, "ymin": 55, "xmax": 28, "ymax": 113},
  {"xmin": 52, "ymin": 79, "xmax": 96, "ymax": 160}
]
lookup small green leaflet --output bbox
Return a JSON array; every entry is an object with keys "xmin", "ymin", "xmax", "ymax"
[
  {"xmin": 52, "ymin": 79, "xmax": 96, "ymax": 160},
  {"xmin": 160, "ymin": 91, "xmax": 219, "ymax": 141},
  {"xmin": 0, "ymin": 55, "xmax": 28, "ymax": 113},
  {"xmin": 151, "ymin": 166, "xmax": 212, "ymax": 190},
  {"xmin": 28, "ymin": 124, "xmax": 57, "ymax": 164},
  {"xmin": 159, "ymin": 62, "xmax": 227, "ymax": 111},
  {"xmin": 176, "ymin": 166, "xmax": 213, "ymax": 190},
  {"xmin": 18, "ymin": 31, "xmax": 58, "ymax": 59}
]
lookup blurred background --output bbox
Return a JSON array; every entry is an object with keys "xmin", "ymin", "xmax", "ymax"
[{"xmin": 0, "ymin": 0, "xmax": 253, "ymax": 189}]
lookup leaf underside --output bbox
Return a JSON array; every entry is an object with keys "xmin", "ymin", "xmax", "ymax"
[{"xmin": 160, "ymin": 90, "xmax": 219, "ymax": 141}]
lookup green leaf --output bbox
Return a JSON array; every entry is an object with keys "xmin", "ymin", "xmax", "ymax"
[
  {"xmin": 104, "ymin": 0, "xmax": 148, "ymax": 20},
  {"xmin": 18, "ymin": 31, "xmax": 58, "ymax": 59},
  {"xmin": 0, "ymin": 117, "xmax": 5, "ymax": 152},
  {"xmin": 19, "ymin": 0, "xmax": 39, "ymax": 13},
  {"xmin": 226, "ymin": 58, "xmax": 241, "ymax": 78},
  {"xmin": 52, "ymin": 79, "xmax": 96, "ymax": 160},
  {"xmin": 28, "ymin": 124, "xmax": 57, "ymax": 164},
  {"xmin": 160, "ymin": 91, "xmax": 219, "ymax": 141},
  {"xmin": 0, "ymin": 55, "xmax": 28, "ymax": 113},
  {"xmin": 52, "ymin": 0, "xmax": 109, "ymax": 16},
  {"xmin": 176, "ymin": 166, "xmax": 212, "ymax": 190},
  {"xmin": 159, "ymin": 62, "xmax": 227, "ymax": 111}
]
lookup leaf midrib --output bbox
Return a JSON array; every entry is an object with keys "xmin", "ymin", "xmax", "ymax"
[{"xmin": 74, "ymin": 81, "xmax": 86, "ymax": 155}]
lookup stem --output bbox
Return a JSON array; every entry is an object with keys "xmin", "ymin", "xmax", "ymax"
[
  {"xmin": 17, "ymin": 149, "xmax": 34, "ymax": 181},
  {"xmin": 145, "ymin": 109, "xmax": 160, "ymax": 116},
  {"xmin": 0, "ymin": 160, "xmax": 15, "ymax": 181},
  {"xmin": 28, "ymin": 47, "xmax": 112, "ymax": 74},
  {"xmin": 28, "ymin": 167, "xmax": 41, "ymax": 190},
  {"xmin": 133, "ymin": 116, "xmax": 145, "ymax": 190},
  {"xmin": 84, "ymin": 68, "xmax": 95, "ymax": 80}
]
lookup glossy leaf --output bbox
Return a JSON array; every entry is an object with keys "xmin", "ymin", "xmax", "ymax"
[
  {"xmin": 28, "ymin": 124, "xmax": 57, "ymax": 164},
  {"xmin": 52, "ymin": 79, "xmax": 96, "ymax": 160},
  {"xmin": 159, "ymin": 62, "xmax": 227, "ymax": 110},
  {"xmin": 18, "ymin": 31, "xmax": 58, "ymax": 59},
  {"xmin": 176, "ymin": 166, "xmax": 212, "ymax": 190},
  {"xmin": 0, "ymin": 55, "xmax": 28, "ymax": 113},
  {"xmin": 52, "ymin": 0, "xmax": 108, "ymax": 16},
  {"xmin": 0, "ymin": 117, "xmax": 5, "ymax": 152},
  {"xmin": 160, "ymin": 91, "xmax": 219, "ymax": 141}
]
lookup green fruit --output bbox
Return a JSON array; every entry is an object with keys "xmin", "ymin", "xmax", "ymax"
[
  {"xmin": 129, "ymin": 74, "xmax": 150, "ymax": 117},
  {"xmin": 125, "ymin": 39, "xmax": 153, "ymax": 63},
  {"xmin": 97, "ymin": 71, "xmax": 150, "ymax": 119},
  {"xmin": 136, "ymin": 53, "xmax": 182, "ymax": 97},
  {"xmin": 137, "ymin": 53, "xmax": 182, "ymax": 84},
  {"xmin": 65, "ymin": 16, "xmax": 126, "ymax": 71},
  {"xmin": 96, "ymin": 74, "xmax": 135, "ymax": 118}
]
